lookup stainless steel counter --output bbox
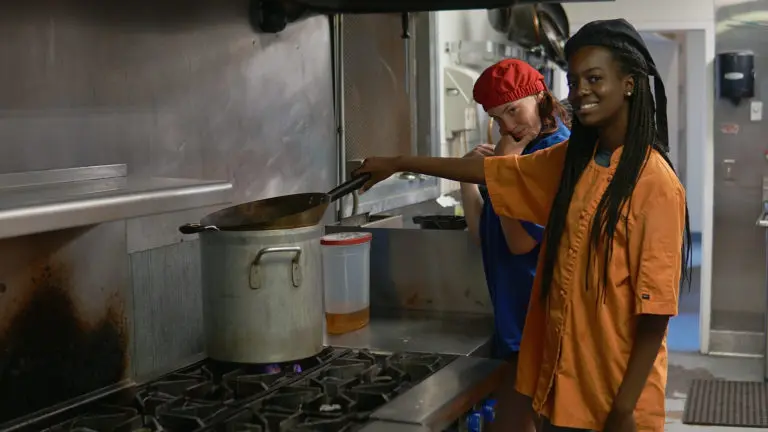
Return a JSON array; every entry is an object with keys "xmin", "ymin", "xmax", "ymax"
[
  {"xmin": 369, "ymin": 356, "xmax": 510, "ymax": 431},
  {"xmin": 359, "ymin": 422, "xmax": 430, "ymax": 432},
  {"xmin": 324, "ymin": 310, "xmax": 494, "ymax": 356}
]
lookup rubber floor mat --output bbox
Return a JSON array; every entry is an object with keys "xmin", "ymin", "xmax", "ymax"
[{"xmin": 683, "ymin": 379, "xmax": 768, "ymax": 427}]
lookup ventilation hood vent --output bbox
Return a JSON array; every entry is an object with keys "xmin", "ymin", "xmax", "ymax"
[
  {"xmin": 252, "ymin": 0, "xmax": 613, "ymax": 32},
  {"xmin": 290, "ymin": 0, "xmax": 610, "ymax": 13}
]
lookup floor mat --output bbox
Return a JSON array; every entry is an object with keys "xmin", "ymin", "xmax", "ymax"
[{"xmin": 683, "ymin": 379, "xmax": 768, "ymax": 427}]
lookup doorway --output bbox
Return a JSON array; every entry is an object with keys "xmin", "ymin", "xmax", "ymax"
[{"xmin": 640, "ymin": 31, "xmax": 703, "ymax": 353}]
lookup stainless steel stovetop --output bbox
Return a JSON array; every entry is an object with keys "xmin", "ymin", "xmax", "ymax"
[{"xmin": 5, "ymin": 347, "xmax": 457, "ymax": 432}]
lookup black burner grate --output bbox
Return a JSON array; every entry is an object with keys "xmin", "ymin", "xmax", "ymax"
[
  {"xmin": 44, "ymin": 405, "xmax": 163, "ymax": 432},
  {"xmin": 32, "ymin": 348, "xmax": 339, "ymax": 432},
  {"xmin": 16, "ymin": 348, "xmax": 453, "ymax": 432},
  {"xmin": 217, "ymin": 350, "xmax": 455, "ymax": 432}
]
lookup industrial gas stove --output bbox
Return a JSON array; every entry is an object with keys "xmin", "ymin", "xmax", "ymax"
[
  {"xmin": 3, "ymin": 347, "xmax": 468, "ymax": 432},
  {"xmin": 210, "ymin": 349, "xmax": 455, "ymax": 431}
]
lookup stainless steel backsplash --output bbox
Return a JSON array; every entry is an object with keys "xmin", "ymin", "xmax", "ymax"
[
  {"xmin": 0, "ymin": 0, "xmax": 336, "ymax": 418},
  {"xmin": 325, "ymin": 226, "xmax": 493, "ymax": 316}
]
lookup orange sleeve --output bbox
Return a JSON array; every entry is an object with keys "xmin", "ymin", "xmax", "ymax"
[
  {"xmin": 483, "ymin": 141, "xmax": 567, "ymax": 226},
  {"xmin": 631, "ymin": 186, "xmax": 686, "ymax": 316}
]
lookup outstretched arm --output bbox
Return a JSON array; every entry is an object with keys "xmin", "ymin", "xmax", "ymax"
[
  {"xmin": 354, "ymin": 140, "xmax": 568, "ymax": 225},
  {"xmin": 355, "ymin": 135, "xmax": 540, "ymax": 192},
  {"xmin": 357, "ymin": 156, "xmax": 486, "ymax": 192}
]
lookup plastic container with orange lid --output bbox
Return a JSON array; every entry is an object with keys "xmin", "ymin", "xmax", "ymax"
[{"xmin": 321, "ymin": 232, "xmax": 372, "ymax": 335}]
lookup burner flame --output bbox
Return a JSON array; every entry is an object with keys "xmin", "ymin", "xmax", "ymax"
[
  {"xmin": 264, "ymin": 364, "xmax": 281, "ymax": 374},
  {"xmin": 262, "ymin": 363, "xmax": 302, "ymax": 375}
]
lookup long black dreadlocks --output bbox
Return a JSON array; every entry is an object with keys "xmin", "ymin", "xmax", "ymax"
[{"xmin": 538, "ymin": 19, "xmax": 693, "ymax": 303}]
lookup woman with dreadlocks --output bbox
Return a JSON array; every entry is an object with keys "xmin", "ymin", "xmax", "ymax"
[{"xmin": 353, "ymin": 18, "xmax": 691, "ymax": 432}]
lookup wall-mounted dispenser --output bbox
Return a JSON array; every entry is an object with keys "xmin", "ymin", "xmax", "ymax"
[{"xmin": 716, "ymin": 51, "xmax": 755, "ymax": 105}]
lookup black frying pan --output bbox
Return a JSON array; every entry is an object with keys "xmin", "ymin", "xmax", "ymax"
[{"xmin": 179, "ymin": 173, "xmax": 371, "ymax": 234}]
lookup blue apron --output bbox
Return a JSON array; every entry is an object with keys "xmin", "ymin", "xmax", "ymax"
[{"xmin": 479, "ymin": 122, "xmax": 570, "ymax": 359}]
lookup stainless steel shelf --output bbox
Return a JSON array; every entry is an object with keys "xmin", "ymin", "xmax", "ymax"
[{"xmin": 0, "ymin": 164, "xmax": 233, "ymax": 239}]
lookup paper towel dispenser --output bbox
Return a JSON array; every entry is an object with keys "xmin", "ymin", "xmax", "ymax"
[{"xmin": 716, "ymin": 51, "xmax": 755, "ymax": 105}]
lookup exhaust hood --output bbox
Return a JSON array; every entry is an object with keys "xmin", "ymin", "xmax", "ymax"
[
  {"xmin": 252, "ymin": 0, "xmax": 613, "ymax": 33},
  {"xmin": 286, "ymin": 0, "xmax": 609, "ymax": 13}
]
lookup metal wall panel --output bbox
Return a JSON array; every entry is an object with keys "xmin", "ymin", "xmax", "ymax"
[
  {"xmin": 325, "ymin": 226, "xmax": 493, "ymax": 315},
  {"xmin": 0, "ymin": 0, "xmax": 337, "ymax": 413},
  {"xmin": 129, "ymin": 240, "xmax": 205, "ymax": 378},
  {"xmin": 338, "ymin": 13, "xmax": 442, "ymax": 217},
  {"xmin": 711, "ymin": 0, "xmax": 768, "ymax": 333},
  {"xmin": 342, "ymin": 14, "xmax": 415, "ymax": 160}
]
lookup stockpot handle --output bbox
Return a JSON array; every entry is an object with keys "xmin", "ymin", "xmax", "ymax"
[{"xmin": 249, "ymin": 246, "xmax": 303, "ymax": 290}]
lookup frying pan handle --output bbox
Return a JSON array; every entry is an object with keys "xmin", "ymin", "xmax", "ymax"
[
  {"xmin": 179, "ymin": 223, "xmax": 220, "ymax": 234},
  {"xmin": 327, "ymin": 173, "xmax": 372, "ymax": 202}
]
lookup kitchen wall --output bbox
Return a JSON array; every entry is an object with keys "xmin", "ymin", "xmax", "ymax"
[
  {"xmin": 711, "ymin": 0, "xmax": 768, "ymax": 328},
  {"xmin": 642, "ymin": 33, "xmax": 681, "ymax": 170},
  {"xmin": 563, "ymin": 0, "xmax": 715, "ymax": 29},
  {"xmin": 0, "ymin": 0, "xmax": 335, "ymax": 422},
  {"xmin": 435, "ymin": 10, "xmax": 507, "ymax": 149}
]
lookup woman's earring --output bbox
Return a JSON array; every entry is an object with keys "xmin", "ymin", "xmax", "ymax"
[{"xmin": 626, "ymin": 91, "xmax": 632, "ymax": 96}]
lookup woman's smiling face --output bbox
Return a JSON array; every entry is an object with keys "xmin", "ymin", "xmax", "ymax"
[{"xmin": 567, "ymin": 46, "xmax": 634, "ymax": 128}]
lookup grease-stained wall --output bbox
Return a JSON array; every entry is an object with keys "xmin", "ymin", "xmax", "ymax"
[{"xmin": 0, "ymin": 0, "xmax": 336, "ymax": 421}]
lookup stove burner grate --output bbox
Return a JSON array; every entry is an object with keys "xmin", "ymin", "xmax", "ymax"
[
  {"xmin": 217, "ymin": 350, "xmax": 455, "ymax": 432},
  {"xmin": 23, "ymin": 348, "xmax": 453, "ymax": 432},
  {"xmin": 29, "ymin": 348, "xmax": 339, "ymax": 432},
  {"xmin": 44, "ymin": 405, "xmax": 164, "ymax": 432}
]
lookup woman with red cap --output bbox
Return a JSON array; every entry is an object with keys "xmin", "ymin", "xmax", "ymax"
[{"xmin": 461, "ymin": 58, "xmax": 569, "ymax": 432}]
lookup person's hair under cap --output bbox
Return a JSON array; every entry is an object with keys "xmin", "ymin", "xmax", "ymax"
[
  {"xmin": 472, "ymin": 59, "xmax": 546, "ymax": 112},
  {"xmin": 564, "ymin": 18, "xmax": 669, "ymax": 149}
]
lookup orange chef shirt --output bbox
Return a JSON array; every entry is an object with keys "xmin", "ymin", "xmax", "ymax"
[{"xmin": 484, "ymin": 141, "xmax": 685, "ymax": 431}]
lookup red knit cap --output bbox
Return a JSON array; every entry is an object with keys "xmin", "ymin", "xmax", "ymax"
[{"xmin": 472, "ymin": 59, "xmax": 546, "ymax": 112}]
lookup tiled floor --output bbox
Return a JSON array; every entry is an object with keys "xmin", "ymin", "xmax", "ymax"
[{"xmin": 665, "ymin": 352, "xmax": 763, "ymax": 431}]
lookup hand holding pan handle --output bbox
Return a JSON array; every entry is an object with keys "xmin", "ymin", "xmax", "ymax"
[{"xmin": 327, "ymin": 173, "xmax": 372, "ymax": 202}]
